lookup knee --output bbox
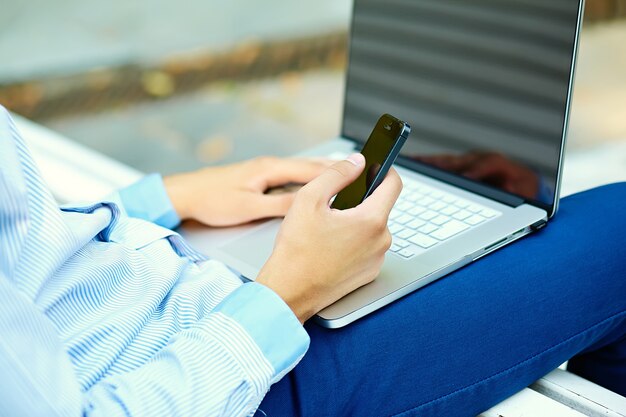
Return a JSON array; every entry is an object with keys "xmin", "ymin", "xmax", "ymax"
[
  {"xmin": 560, "ymin": 182, "xmax": 626, "ymax": 212},
  {"xmin": 573, "ymin": 182, "xmax": 626, "ymax": 198},
  {"xmin": 551, "ymin": 182, "xmax": 626, "ymax": 248}
]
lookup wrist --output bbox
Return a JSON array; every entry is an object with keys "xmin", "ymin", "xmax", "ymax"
[
  {"xmin": 163, "ymin": 174, "xmax": 194, "ymax": 221},
  {"xmin": 256, "ymin": 268, "xmax": 317, "ymax": 324}
]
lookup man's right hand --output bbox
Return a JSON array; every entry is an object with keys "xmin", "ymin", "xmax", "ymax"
[{"xmin": 256, "ymin": 153, "xmax": 402, "ymax": 323}]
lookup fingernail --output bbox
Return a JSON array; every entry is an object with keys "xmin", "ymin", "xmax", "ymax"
[{"xmin": 346, "ymin": 153, "xmax": 365, "ymax": 166}]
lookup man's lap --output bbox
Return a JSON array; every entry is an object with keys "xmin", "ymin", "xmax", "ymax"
[{"xmin": 258, "ymin": 183, "xmax": 626, "ymax": 416}]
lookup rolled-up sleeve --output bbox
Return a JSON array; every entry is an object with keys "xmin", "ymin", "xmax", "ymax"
[
  {"xmin": 86, "ymin": 282, "xmax": 310, "ymax": 417},
  {"xmin": 115, "ymin": 173, "xmax": 180, "ymax": 229},
  {"xmin": 213, "ymin": 282, "xmax": 311, "ymax": 382},
  {"xmin": 0, "ymin": 275, "xmax": 310, "ymax": 417}
]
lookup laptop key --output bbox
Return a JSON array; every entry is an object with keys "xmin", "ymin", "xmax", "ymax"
[
  {"xmin": 408, "ymin": 206, "xmax": 427, "ymax": 216},
  {"xmin": 465, "ymin": 214, "xmax": 486, "ymax": 225},
  {"xmin": 418, "ymin": 223, "xmax": 438, "ymax": 234},
  {"xmin": 454, "ymin": 199, "xmax": 471, "ymax": 208},
  {"xmin": 452, "ymin": 210, "xmax": 471, "ymax": 221},
  {"xmin": 389, "ymin": 223, "xmax": 403, "ymax": 234},
  {"xmin": 398, "ymin": 248, "xmax": 416, "ymax": 258},
  {"xmin": 392, "ymin": 237, "xmax": 410, "ymax": 248},
  {"xmin": 390, "ymin": 243, "xmax": 402, "ymax": 252},
  {"xmin": 480, "ymin": 208, "xmax": 497, "ymax": 218},
  {"xmin": 430, "ymin": 220, "xmax": 469, "ymax": 240},
  {"xmin": 406, "ymin": 218, "xmax": 427, "ymax": 229},
  {"xmin": 409, "ymin": 233, "xmax": 438, "ymax": 248},
  {"xmin": 396, "ymin": 214, "xmax": 413, "ymax": 224},
  {"xmin": 405, "ymin": 181, "xmax": 418, "ymax": 190},
  {"xmin": 397, "ymin": 201, "xmax": 413, "ymax": 212},
  {"xmin": 441, "ymin": 206, "xmax": 459, "ymax": 216},
  {"xmin": 419, "ymin": 210, "xmax": 438, "ymax": 221},
  {"xmin": 396, "ymin": 229, "xmax": 416, "ymax": 239},
  {"xmin": 431, "ymin": 215, "xmax": 451, "ymax": 226},
  {"xmin": 405, "ymin": 193, "xmax": 420, "ymax": 202},
  {"xmin": 467, "ymin": 204, "xmax": 483, "ymax": 213},
  {"xmin": 429, "ymin": 201, "xmax": 447, "ymax": 211}
]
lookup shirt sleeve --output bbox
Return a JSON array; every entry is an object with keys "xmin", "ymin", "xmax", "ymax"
[
  {"xmin": 87, "ymin": 282, "xmax": 310, "ymax": 417},
  {"xmin": 212, "ymin": 282, "xmax": 310, "ymax": 384},
  {"xmin": 110, "ymin": 173, "xmax": 181, "ymax": 229},
  {"xmin": 0, "ymin": 274, "xmax": 310, "ymax": 417}
]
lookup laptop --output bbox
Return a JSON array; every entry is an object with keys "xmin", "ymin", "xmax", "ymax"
[{"xmin": 181, "ymin": 0, "xmax": 584, "ymax": 328}]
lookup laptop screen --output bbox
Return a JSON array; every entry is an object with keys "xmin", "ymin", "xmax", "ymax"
[{"xmin": 342, "ymin": 0, "xmax": 582, "ymax": 211}]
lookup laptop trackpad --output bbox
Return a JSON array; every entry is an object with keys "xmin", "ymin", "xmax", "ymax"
[{"xmin": 218, "ymin": 220, "xmax": 281, "ymax": 271}]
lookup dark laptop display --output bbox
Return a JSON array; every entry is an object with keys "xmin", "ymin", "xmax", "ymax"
[{"xmin": 342, "ymin": 0, "xmax": 583, "ymax": 212}]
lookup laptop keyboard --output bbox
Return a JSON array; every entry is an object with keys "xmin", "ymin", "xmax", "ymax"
[
  {"xmin": 388, "ymin": 177, "xmax": 501, "ymax": 259},
  {"xmin": 326, "ymin": 151, "xmax": 501, "ymax": 259}
]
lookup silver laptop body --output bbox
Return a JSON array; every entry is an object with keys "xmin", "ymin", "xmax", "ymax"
[{"xmin": 182, "ymin": 0, "xmax": 584, "ymax": 328}]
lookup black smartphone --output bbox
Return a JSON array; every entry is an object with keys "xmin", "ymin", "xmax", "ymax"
[{"xmin": 331, "ymin": 113, "xmax": 410, "ymax": 210}]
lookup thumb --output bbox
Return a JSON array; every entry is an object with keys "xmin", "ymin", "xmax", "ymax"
[{"xmin": 305, "ymin": 153, "xmax": 365, "ymax": 202}]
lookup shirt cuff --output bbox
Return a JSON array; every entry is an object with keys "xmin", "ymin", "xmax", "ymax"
[
  {"xmin": 213, "ymin": 282, "xmax": 310, "ymax": 381},
  {"xmin": 117, "ymin": 173, "xmax": 180, "ymax": 229}
]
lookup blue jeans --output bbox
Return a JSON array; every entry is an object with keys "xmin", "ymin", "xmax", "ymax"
[{"xmin": 258, "ymin": 183, "xmax": 626, "ymax": 416}]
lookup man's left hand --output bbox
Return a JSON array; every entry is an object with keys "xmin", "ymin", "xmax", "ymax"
[{"xmin": 163, "ymin": 156, "xmax": 331, "ymax": 226}]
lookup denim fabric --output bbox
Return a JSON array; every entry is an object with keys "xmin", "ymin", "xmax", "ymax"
[{"xmin": 258, "ymin": 182, "xmax": 626, "ymax": 417}]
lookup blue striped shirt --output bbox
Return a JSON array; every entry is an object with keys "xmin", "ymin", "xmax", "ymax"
[{"xmin": 0, "ymin": 106, "xmax": 310, "ymax": 417}]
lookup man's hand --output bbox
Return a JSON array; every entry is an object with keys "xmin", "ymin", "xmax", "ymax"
[
  {"xmin": 256, "ymin": 154, "xmax": 402, "ymax": 323},
  {"xmin": 163, "ymin": 157, "xmax": 331, "ymax": 226}
]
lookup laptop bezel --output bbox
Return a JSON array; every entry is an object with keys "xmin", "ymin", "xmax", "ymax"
[{"xmin": 339, "ymin": 0, "xmax": 586, "ymax": 219}]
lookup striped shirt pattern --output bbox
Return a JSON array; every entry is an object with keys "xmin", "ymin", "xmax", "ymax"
[{"xmin": 0, "ymin": 106, "xmax": 309, "ymax": 417}]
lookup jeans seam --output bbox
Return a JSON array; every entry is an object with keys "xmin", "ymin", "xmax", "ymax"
[{"xmin": 389, "ymin": 309, "xmax": 626, "ymax": 417}]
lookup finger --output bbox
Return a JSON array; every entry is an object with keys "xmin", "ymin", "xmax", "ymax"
[
  {"xmin": 261, "ymin": 158, "xmax": 333, "ymax": 189},
  {"xmin": 307, "ymin": 157, "xmax": 336, "ymax": 166},
  {"xmin": 358, "ymin": 167, "xmax": 402, "ymax": 217},
  {"xmin": 249, "ymin": 193, "xmax": 297, "ymax": 219},
  {"xmin": 304, "ymin": 153, "xmax": 366, "ymax": 202}
]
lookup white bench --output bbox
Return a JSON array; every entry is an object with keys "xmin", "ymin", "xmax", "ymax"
[
  {"xmin": 481, "ymin": 369, "xmax": 626, "ymax": 417},
  {"xmin": 15, "ymin": 114, "xmax": 626, "ymax": 416}
]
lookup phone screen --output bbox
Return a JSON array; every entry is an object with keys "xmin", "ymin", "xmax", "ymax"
[{"xmin": 332, "ymin": 114, "xmax": 407, "ymax": 210}]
